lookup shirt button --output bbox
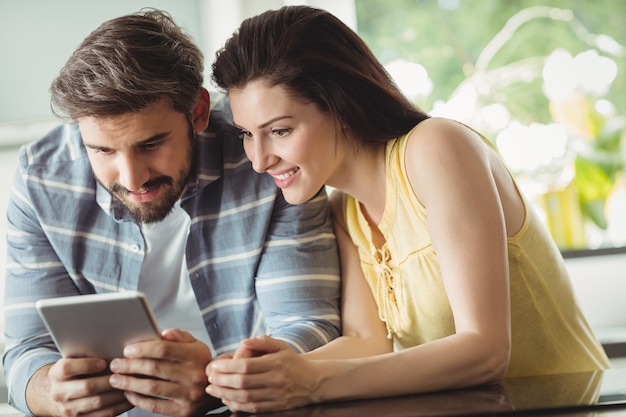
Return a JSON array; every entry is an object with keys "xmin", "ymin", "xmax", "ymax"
[{"xmin": 131, "ymin": 244, "xmax": 141, "ymax": 252}]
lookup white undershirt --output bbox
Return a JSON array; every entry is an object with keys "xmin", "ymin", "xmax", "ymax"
[
  {"xmin": 138, "ymin": 201, "xmax": 212, "ymax": 349},
  {"xmin": 126, "ymin": 205, "xmax": 223, "ymax": 417}
]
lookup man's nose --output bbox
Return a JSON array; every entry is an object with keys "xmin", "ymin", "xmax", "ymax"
[{"xmin": 117, "ymin": 154, "xmax": 150, "ymax": 192}]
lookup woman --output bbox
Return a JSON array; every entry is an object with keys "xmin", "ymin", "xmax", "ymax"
[{"xmin": 206, "ymin": 5, "xmax": 610, "ymax": 413}]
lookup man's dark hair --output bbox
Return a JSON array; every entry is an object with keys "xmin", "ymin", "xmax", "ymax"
[{"xmin": 50, "ymin": 9, "xmax": 204, "ymax": 121}]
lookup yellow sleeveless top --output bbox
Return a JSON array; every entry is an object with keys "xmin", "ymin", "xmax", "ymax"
[{"xmin": 343, "ymin": 132, "xmax": 610, "ymax": 377}]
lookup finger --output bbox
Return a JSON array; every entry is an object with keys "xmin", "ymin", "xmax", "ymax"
[
  {"xmin": 206, "ymin": 384, "xmax": 282, "ymax": 413},
  {"xmin": 160, "ymin": 328, "xmax": 195, "ymax": 343},
  {"xmin": 51, "ymin": 374, "xmax": 117, "ymax": 403},
  {"xmin": 122, "ymin": 391, "xmax": 209, "ymax": 417},
  {"xmin": 111, "ymin": 357, "xmax": 208, "ymax": 386},
  {"xmin": 213, "ymin": 352, "xmax": 235, "ymax": 360},
  {"xmin": 225, "ymin": 398, "xmax": 278, "ymax": 414},
  {"xmin": 50, "ymin": 358, "xmax": 108, "ymax": 380},
  {"xmin": 209, "ymin": 365, "xmax": 285, "ymax": 390},
  {"xmin": 67, "ymin": 390, "xmax": 131, "ymax": 414},
  {"xmin": 240, "ymin": 335, "xmax": 290, "ymax": 354},
  {"xmin": 208, "ymin": 355, "xmax": 276, "ymax": 377},
  {"xmin": 206, "ymin": 354, "xmax": 232, "ymax": 380},
  {"xmin": 88, "ymin": 400, "xmax": 135, "ymax": 417},
  {"xmin": 110, "ymin": 358, "xmax": 169, "ymax": 380},
  {"xmin": 123, "ymin": 337, "xmax": 204, "ymax": 363},
  {"xmin": 110, "ymin": 374, "xmax": 171, "ymax": 399},
  {"xmin": 227, "ymin": 398, "xmax": 287, "ymax": 414},
  {"xmin": 122, "ymin": 338, "xmax": 171, "ymax": 359},
  {"xmin": 122, "ymin": 391, "xmax": 173, "ymax": 415},
  {"xmin": 233, "ymin": 345, "xmax": 256, "ymax": 359},
  {"xmin": 110, "ymin": 373, "xmax": 207, "ymax": 403}
]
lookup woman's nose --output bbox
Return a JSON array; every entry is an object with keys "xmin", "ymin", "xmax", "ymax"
[{"xmin": 247, "ymin": 138, "xmax": 275, "ymax": 173}]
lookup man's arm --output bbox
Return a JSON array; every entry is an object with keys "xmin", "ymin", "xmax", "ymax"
[
  {"xmin": 4, "ymin": 149, "xmax": 70, "ymax": 413},
  {"xmin": 3, "ymin": 143, "xmax": 117, "ymax": 416},
  {"xmin": 254, "ymin": 187, "xmax": 341, "ymax": 352}
]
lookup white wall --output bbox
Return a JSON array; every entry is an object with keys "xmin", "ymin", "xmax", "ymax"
[
  {"xmin": 0, "ymin": 147, "xmax": 19, "ymax": 400},
  {"xmin": 0, "ymin": 0, "xmax": 356, "ymax": 131},
  {"xmin": 0, "ymin": 0, "xmax": 213, "ymax": 126},
  {"xmin": 566, "ymin": 254, "xmax": 626, "ymax": 344},
  {"xmin": 202, "ymin": 0, "xmax": 357, "ymax": 63}
]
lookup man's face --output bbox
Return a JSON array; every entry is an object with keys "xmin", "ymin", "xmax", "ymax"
[{"xmin": 78, "ymin": 100, "xmax": 195, "ymax": 223}]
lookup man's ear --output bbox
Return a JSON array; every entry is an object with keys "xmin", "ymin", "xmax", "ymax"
[{"xmin": 192, "ymin": 88, "xmax": 210, "ymax": 133}]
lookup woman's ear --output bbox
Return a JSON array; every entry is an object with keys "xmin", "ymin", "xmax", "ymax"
[{"xmin": 192, "ymin": 88, "xmax": 210, "ymax": 132}]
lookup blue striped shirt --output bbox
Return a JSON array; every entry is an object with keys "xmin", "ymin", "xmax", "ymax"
[{"xmin": 2, "ymin": 93, "xmax": 341, "ymax": 414}]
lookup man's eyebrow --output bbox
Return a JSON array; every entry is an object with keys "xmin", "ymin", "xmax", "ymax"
[
  {"xmin": 83, "ymin": 131, "xmax": 171, "ymax": 149},
  {"xmin": 135, "ymin": 131, "xmax": 171, "ymax": 145},
  {"xmin": 83, "ymin": 142, "xmax": 106, "ymax": 150}
]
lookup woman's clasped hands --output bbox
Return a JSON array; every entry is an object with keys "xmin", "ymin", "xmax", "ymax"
[{"xmin": 206, "ymin": 335, "xmax": 326, "ymax": 413}]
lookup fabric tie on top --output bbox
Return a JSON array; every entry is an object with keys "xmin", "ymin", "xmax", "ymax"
[{"xmin": 374, "ymin": 245, "xmax": 402, "ymax": 338}]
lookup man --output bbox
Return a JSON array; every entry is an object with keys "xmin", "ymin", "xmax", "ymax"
[{"xmin": 3, "ymin": 9, "xmax": 340, "ymax": 417}]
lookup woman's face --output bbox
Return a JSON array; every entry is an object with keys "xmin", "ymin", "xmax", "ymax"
[{"xmin": 229, "ymin": 80, "xmax": 346, "ymax": 204}]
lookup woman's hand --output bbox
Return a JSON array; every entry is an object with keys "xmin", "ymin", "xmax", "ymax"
[{"xmin": 206, "ymin": 335, "xmax": 323, "ymax": 413}]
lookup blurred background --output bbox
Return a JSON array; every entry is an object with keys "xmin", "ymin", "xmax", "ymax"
[
  {"xmin": 356, "ymin": 0, "xmax": 626, "ymax": 252},
  {"xmin": 1, "ymin": 0, "xmax": 624, "ymax": 251}
]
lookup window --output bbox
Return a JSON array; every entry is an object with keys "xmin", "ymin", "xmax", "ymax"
[{"xmin": 355, "ymin": 0, "xmax": 626, "ymax": 251}]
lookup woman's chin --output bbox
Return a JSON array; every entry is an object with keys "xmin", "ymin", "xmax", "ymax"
[{"xmin": 282, "ymin": 190, "xmax": 315, "ymax": 206}]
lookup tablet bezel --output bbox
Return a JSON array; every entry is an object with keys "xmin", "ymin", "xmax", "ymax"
[{"xmin": 36, "ymin": 291, "xmax": 161, "ymax": 359}]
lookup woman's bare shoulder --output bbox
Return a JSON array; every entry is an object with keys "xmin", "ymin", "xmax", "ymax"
[
  {"xmin": 406, "ymin": 117, "xmax": 489, "ymax": 167},
  {"xmin": 410, "ymin": 117, "xmax": 479, "ymax": 144}
]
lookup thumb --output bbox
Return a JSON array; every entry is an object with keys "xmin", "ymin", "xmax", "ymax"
[
  {"xmin": 161, "ymin": 328, "xmax": 196, "ymax": 342},
  {"xmin": 239, "ymin": 334, "xmax": 290, "ymax": 354}
]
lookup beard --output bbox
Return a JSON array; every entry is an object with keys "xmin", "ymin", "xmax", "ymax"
[{"xmin": 105, "ymin": 170, "xmax": 190, "ymax": 224}]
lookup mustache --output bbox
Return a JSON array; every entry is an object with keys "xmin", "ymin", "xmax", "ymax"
[{"xmin": 109, "ymin": 176, "xmax": 173, "ymax": 195}]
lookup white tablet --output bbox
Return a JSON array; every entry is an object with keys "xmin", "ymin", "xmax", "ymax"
[{"xmin": 36, "ymin": 291, "xmax": 161, "ymax": 359}]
